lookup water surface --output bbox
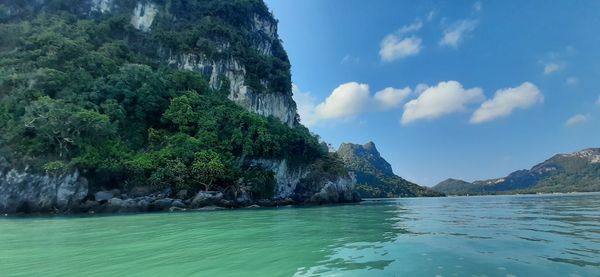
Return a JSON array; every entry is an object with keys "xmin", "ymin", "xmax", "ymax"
[{"xmin": 1, "ymin": 193, "xmax": 600, "ymax": 276}]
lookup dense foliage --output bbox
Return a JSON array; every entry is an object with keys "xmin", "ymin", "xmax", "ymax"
[
  {"xmin": 0, "ymin": 1, "xmax": 328, "ymax": 198},
  {"xmin": 337, "ymin": 143, "xmax": 443, "ymax": 198}
]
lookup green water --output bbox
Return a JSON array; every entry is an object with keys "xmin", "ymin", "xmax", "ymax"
[{"xmin": 1, "ymin": 194, "xmax": 600, "ymax": 276}]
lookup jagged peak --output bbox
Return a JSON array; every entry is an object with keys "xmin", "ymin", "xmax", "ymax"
[{"xmin": 362, "ymin": 141, "xmax": 379, "ymax": 155}]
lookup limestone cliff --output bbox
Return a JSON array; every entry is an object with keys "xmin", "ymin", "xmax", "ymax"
[
  {"xmin": 0, "ymin": 169, "xmax": 88, "ymax": 213},
  {"xmin": 1, "ymin": 0, "xmax": 298, "ymax": 126},
  {"xmin": 338, "ymin": 142, "xmax": 444, "ymax": 198},
  {"xmin": 0, "ymin": 0, "xmax": 357, "ymax": 213}
]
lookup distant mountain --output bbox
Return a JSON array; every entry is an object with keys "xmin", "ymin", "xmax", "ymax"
[
  {"xmin": 433, "ymin": 148, "xmax": 600, "ymax": 195},
  {"xmin": 434, "ymin": 178, "xmax": 481, "ymax": 194},
  {"xmin": 337, "ymin": 142, "xmax": 444, "ymax": 198}
]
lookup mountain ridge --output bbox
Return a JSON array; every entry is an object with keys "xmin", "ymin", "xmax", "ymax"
[{"xmin": 433, "ymin": 148, "xmax": 600, "ymax": 195}]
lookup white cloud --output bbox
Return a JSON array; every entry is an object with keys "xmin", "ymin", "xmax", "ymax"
[
  {"xmin": 402, "ymin": 81, "xmax": 484, "ymax": 125},
  {"xmin": 294, "ymin": 82, "xmax": 411, "ymax": 126},
  {"xmin": 439, "ymin": 19, "xmax": 478, "ymax": 48},
  {"xmin": 314, "ymin": 82, "xmax": 371, "ymax": 120},
  {"xmin": 380, "ymin": 20, "xmax": 423, "ymax": 62},
  {"xmin": 473, "ymin": 1, "xmax": 482, "ymax": 12},
  {"xmin": 470, "ymin": 82, "xmax": 543, "ymax": 124},
  {"xmin": 398, "ymin": 20, "xmax": 423, "ymax": 35},
  {"xmin": 565, "ymin": 114, "xmax": 589, "ymax": 126},
  {"xmin": 374, "ymin": 87, "xmax": 411, "ymax": 110},
  {"xmin": 543, "ymin": 63, "xmax": 563, "ymax": 75},
  {"xmin": 292, "ymin": 84, "xmax": 319, "ymax": 127},
  {"xmin": 597, "ymin": 96, "xmax": 600, "ymax": 106},
  {"xmin": 380, "ymin": 35, "xmax": 422, "ymax": 62},
  {"xmin": 565, "ymin": 76, "xmax": 578, "ymax": 86},
  {"xmin": 341, "ymin": 54, "xmax": 360, "ymax": 64},
  {"xmin": 541, "ymin": 48, "xmax": 573, "ymax": 75}
]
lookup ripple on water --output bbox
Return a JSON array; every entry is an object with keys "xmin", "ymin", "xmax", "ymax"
[{"xmin": 0, "ymin": 193, "xmax": 599, "ymax": 276}]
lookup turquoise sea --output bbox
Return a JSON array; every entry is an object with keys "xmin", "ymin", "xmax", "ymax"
[{"xmin": 1, "ymin": 193, "xmax": 599, "ymax": 276}]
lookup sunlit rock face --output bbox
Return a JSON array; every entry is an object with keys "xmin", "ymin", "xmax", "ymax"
[
  {"xmin": 130, "ymin": 2, "xmax": 158, "ymax": 32},
  {"xmin": 165, "ymin": 52, "xmax": 298, "ymax": 127},
  {"xmin": 90, "ymin": 0, "xmax": 113, "ymax": 14},
  {"xmin": 249, "ymin": 159, "xmax": 359, "ymax": 203},
  {"xmin": 3, "ymin": 0, "xmax": 299, "ymax": 126},
  {"xmin": 0, "ymin": 169, "xmax": 88, "ymax": 213}
]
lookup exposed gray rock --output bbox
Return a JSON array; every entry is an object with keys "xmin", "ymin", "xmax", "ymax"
[
  {"xmin": 165, "ymin": 53, "xmax": 297, "ymax": 127},
  {"xmin": 152, "ymin": 198, "xmax": 173, "ymax": 210},
  {"xmin": 171, "ymin": 199, "xmax": 186, "ymax": 209},
  {"xmin": 310, "ymin": 175, "xmax": 360, "ymax": 204},
  {"xmin": 249, "ymin": 159, "xmax": 359, "ymax": 203},
  {"xmin": 94, "ymin": 191, "xmax": 114, "ymax": 202},
  {"xmin": 0, "ymin": 169, "xmax": 88, "ymax": 213},
  {"xmin": 130, "ymin": 2, "xmax": 158, "ymax": 32},
  {"xmin": 108, "ymin": 197, "xmax": 123, "ymax": 207},
  {"xmin": 119, "ymin": 198, "xmax": 140, "ymax": 213},
  {"xmin": 191, "ymin": 191, "xmax": 223, "ymax": 207},
  {"xmin": 90, "ymin": 0, "xmax": 114, "ymax": 14},
  {"xmin": 249, "ymin": 159, "xmax": 309, "ymax": 199}
]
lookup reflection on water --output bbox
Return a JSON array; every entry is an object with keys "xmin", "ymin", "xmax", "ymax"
[
  {"xmin": 296, "ymin": 194, "xmax": 600, "ymax": 277},
  {"xmin": 1, "ymin": 193, "xmax": 599, "ymax": 276}
]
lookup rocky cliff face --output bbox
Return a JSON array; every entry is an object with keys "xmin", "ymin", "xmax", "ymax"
[
  {"xmin": 249, "ymin": 159, "xmax": 358, "ymax": 203},
  {"xmin": 2, "ymin": 0, "xmax": 298, "ymax": 126},
  {"xmin": 165, "ymin": 53, "xmax": 297, "ymax": 126},
  {"xmin": 0, "ymin": 169, "xmax": 88, "ymax": 213},
  {"xmin": 0, "ymin": 0, "xmax": 357, "ymax": 213},
  {"xmin": 337, "ymin": 142, "xmax": 443, "ymax": 198}
]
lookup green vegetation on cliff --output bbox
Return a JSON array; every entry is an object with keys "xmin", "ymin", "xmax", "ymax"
[
  {"xmin": 337, "ymin": 142, "xmax": 443, "ymax": 198},
  {"xmin": 433, "ymin": 148, "xmax": 600, "ymax": 195},
  {"xmin": 0, "ymin": 0, "xmax": 336, "ymax": 198}
]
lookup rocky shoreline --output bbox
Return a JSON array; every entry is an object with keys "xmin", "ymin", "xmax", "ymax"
[
  {"xmin": 0, "ymin": 169, "xmax": 361, "ymax": 215},
  {"xmin": 75, "ymin": 190, "xmax": 306, "ymax": 215}
]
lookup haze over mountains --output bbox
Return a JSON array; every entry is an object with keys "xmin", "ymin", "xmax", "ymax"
[{"xmin": 434, "ymin": 148, "xmax": 600, "ymax": 195}]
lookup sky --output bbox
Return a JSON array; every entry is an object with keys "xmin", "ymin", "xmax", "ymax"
[{"xmin": 265, "ymin": 0, "xmax": 600, "ymax": 186}]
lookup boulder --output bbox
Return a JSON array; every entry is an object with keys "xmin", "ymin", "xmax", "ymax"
[
  {"xmin": 310, "ymin": 177, "xmax": 358, "ymax": 204},
  {"xmin": 119, "ymin": 199, "xmax": 140, "ymax": 213},
  {"xmin": 150, "ymin": 198, "xmax": 173, "ymax": 211},
  {"xmin": 171, "ymin": 199, "xmax": 186, "ymax": 209},
  {"xmin": 108, "ymin": 197, "xmax": 123, "ymax": 207},
  {"xmin": 191, "ymin": 191, "xmax": 223, "ymax": 207},
  {"xmin": 94, "ymin": 191, "xmax": 114, "ymax": 202},
  {"xmin": 134, "ymin": 197, "xmax": 152, "ymax": 212}
]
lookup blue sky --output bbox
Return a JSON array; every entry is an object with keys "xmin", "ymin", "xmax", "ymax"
[{"xmin": 265, "ymin": 0, "xmax": 600, "ymax": 186}]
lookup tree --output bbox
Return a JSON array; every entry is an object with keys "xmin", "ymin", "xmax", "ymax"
[
  {"xmin": 23, "ymin": 96, "xmax": 113, "ymax": 158},
  {"xmin": 191, "ymin": 150, "xmax": 225, "ymax": 191}
]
